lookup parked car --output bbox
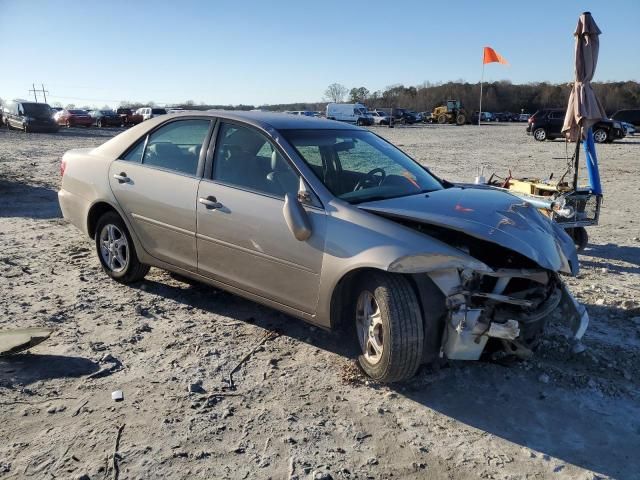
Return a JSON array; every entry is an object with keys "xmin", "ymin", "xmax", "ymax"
[
  {"xmin": 419, "ymin": 112, "xmax": 432, "ymax": 123},
  {"xmin": 610, "ymin": 109, "xmax": 640, "ymax": 127},
  {"xmin": 620, "ymin": 121, "xmax": 636, "ymax": 135},
  {"xmin": 470, "ymin": 111, "xmax": 494, "ymax": 123},
  {"xmin": 493, "ymin": 112, "xmax": 511, "ymax": 122},
  {"xmin": 517, "ymin": 113, "xmax": 531, "ymax": 122},
  {"xmin": 56, "ymin": 109, "xmax": 93, "ymax": 128},
  {"xmin": 326, "ymin": 103, "xmax": 373, "ymax": 126},
  {"xmin": 137, "ymin": 107, "xmax": 168, "ymax": 121},
  {"xmin": 117, "ymin": 108, "xmax": 143, "ymax": 127},
  {"xmin": 408, "ymin": 111, "xmax": 422, "ymax": 122},
  {"xmin": 527, "ymin": 108, "xmax": 625, "ymax": 143},
  {"xmin": 90, "ymin": 109, "xmax": 122, "ymax": 128},
  {"xmin": 3, "ymin": 100, "xmax": 59, "ymax": 132},
  {"xmin": 58, "ymin": 111, "xmax": 587, "ymax": 383},
  {"xmin": 370, "ymin": 111, "xmax": 390, "ymax": 125}
]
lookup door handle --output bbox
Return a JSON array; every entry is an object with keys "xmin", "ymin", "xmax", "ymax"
[
  {"xmin": 113, "ymin": 172, "xmax": 130, "ymax": 183},
  {"xmin": 198, "ymin": 196, "xmax": 222, "ymax": 209}
]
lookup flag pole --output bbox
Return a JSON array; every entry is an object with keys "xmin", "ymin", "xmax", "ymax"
[{"xmin": 479, "ymin": 51, "xmax": 484, "ymax": 126}]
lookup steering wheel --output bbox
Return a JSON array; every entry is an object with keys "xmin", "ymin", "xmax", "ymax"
[{"xmin": 354, "ymin": 168, "xmax": 386, "ymax": 191}]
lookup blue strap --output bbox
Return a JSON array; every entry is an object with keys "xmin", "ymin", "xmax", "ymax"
[{"xmin": 583, "ymin": 128, "xmax": 602, "ymax": 194}]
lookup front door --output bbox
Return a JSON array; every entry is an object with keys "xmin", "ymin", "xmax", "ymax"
[
  {"xmin": 196, "ymin": 121, "xmax": 326, "ymax": 314},
  {"xmin": 109, "ymin": 118, "xmax": 212, "ymax": 271}
]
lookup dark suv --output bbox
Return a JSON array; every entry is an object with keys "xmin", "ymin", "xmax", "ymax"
[
  {"xmin": 527, "ymin": 108, "xmax": 625, "ymax": 143},
  {"xmin": 4, "ymin": 100, "xmax": 59, "ymax": 133},
  {"xmin": 610, "ymin": 109, "xmax": 640, "ymax": 127}
]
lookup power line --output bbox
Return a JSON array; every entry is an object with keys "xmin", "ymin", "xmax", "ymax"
[{"xmin": 28, "ymin": 83, "xmax": 39, "ymax": 102}]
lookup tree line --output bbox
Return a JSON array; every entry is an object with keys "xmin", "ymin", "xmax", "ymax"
[{"xmin": 319, "ymin": 81, "xmax": 640, "ymax": 114}]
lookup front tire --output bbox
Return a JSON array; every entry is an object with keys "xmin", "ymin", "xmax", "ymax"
[
  {"xmin": 354, "ymin": 272, "xmax": 424, "ymax": 383},
  {"xmin": 593, "ymin": 128, "xmax": 608, "ymax": 143},
  {"xmin": 95, "ymin": 212, "xmax": 149, "ymax": 283},
  {"xmin": 533, "ymin": 128, "xmax": 547, "ymax": 141}
]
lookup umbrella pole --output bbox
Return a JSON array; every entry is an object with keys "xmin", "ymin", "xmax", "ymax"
[{"xmin": 572, "ymin": 135, "xmax": 581, "ymax": 191}]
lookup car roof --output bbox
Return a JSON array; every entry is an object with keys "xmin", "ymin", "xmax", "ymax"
[
  {"xmin": 93, "ymin": 110, "xmax": 361, "ymax": 159},
  {"xmin": 203, "ymin": 110, "xmax": 360, "ymax": 131}
]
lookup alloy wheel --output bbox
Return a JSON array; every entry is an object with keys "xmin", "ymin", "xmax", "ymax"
[
  {"xmin": 593, "ymin": 129, "xmax": 607, "ymax": 143},
  {"xmin": 356, "ymin": 291, "xmax": 384, "ymax": 365},
  {"xmin": 534, "ymin": 128, "xmax": 546, "ymax": 141},
  {"xmin": 99, "ymin": 224, "xmax": 129, "ymax": 273}
]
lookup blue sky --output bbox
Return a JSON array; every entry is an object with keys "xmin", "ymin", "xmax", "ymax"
[{"xmin": 1, "ymin": 0, "xmax": 638, "ymax": 107}]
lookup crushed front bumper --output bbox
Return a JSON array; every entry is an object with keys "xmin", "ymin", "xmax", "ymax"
[{"xmin": 427, "ymin": 268, "xmax": 588, "ymax": 361}]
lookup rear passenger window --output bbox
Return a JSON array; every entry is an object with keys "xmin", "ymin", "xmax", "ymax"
[{"xmin": 142, "ymin": 120, "xmax": 210, "ymax": 175}]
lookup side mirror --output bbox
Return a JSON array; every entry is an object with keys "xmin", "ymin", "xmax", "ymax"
[{"xmin": 283, "ymin": 193, "xmax": 312, "ymax": 241}]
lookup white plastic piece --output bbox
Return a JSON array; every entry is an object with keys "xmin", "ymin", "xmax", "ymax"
[
  {"xmin": 487, "ymin": 320, "xmax": 520, "ymax": 340},
  {"xmin": 111, "ymin": 390, "xmax": 124, "ymax": 402}
]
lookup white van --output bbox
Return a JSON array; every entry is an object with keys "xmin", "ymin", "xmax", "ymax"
[
  {"xmin": 326, "ymin": 103, "xmax": 373, "ymax": 126},
  {"xmin": 137, "ymin": 107, "xmax": 168, "ymax": 121}
]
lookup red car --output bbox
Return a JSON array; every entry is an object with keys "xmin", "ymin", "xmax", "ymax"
[{"xmin": 55, "ymin": 109, "xmax": 93, "ymax": 128}]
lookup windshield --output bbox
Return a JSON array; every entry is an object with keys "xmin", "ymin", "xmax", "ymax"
[
  {"xmin": 354, "ymin": 108, "xmax": 368, "ymax": 115},
  {"xmin": 152, "ymin": 108, "xmax": 167, "ymax": 114},
  {"xmin": 69, "ymin": 109, "xmax": 86, "ymax": 114},
  {"xmin": 23, "ymin": 103, "xmax": 52, "ymax": 117},
  {"xmin": 283, "ymin": 129, "xmax": 442, "ymax": 204}
]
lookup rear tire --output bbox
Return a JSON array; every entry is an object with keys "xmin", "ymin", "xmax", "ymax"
[
  {"xmin": 94, "ymin": 212, "xmax": 149, "ymax": 283},
  {"xmin": 97, "ymin": 119, "xmax": 103, "ymax": 128},
  {"xmin": 353, "ymin": 272, "xmax": 424, "ymax": 383},
  {"xmin": 533, "ymin": 128, "xmax": 547, "ymax": 141},
  {"xmin": 437, "ymin": 114, "xmax": 447, "ymax": 124}
]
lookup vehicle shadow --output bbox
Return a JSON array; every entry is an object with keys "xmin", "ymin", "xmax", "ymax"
[
  {"xmin": 0, "ymin": 353, "xmax": 99, "ymax": 387},
  {"xmin": 582, "ymin": 242, "xmax": 640, "ymax": 269},
  {"xmin": 132, "ymin": 277, "xmax": 359, "ymax": 359},
  {"xmin": 0, "ymin": 179, "xmax": 62, "ymax": 219}
]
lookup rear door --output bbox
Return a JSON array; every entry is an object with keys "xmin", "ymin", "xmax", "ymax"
[
  {"xmin": 108, "ymin": 118, "xmax": 213, "ymax": 271},
  {"xmin": 547, "ymin": 110, "xmax": 564, "ymax": 134},
  {"xmin": 196, "ymin": 121, "xmax": 326, "ymax": 313}
]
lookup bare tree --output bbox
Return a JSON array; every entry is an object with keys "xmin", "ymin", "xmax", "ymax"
[{"xmin": 324, "ymin": 83, "xmax": 348, "ymax": 103}]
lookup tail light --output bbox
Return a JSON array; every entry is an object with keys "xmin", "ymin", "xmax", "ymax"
[
  {"xmin": 60, "ymin": 158, "xmax": 67, "ymax": 176},
  {"xmin": 528, "ymin": 116, "xmax": 535, "ymax": 124}
]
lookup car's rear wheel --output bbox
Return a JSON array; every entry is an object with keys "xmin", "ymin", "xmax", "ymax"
[
  {"xmin": 533, "ymin": 128, "xmax": 547, "ymax": 141},
  {"xmin": 97, "ymin": 119, "xmax": 103, "ymax": 128},
  {"xmin": 593, "ymin": 128, "xmax": 608, "ymax": 143},
  {"xmin": 354, "ymin": 272, "xmax": 424, "ymax": 383},
  {"xmin": 95, "ymin": 212, "xmax": 149, "ymax": 283},
  {"xmin": 66, "ymin": 120, "xmax": 71, "ymax": 128}
]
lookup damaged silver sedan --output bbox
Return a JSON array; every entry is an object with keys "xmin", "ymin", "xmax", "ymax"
[{"xmin": 58, "ymin": 111, "xmax": 588, "ymax": 382}]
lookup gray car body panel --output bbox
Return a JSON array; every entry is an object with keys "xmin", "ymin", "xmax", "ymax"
[{"xmin": 59, "ymin": 111, "xmax": 584, "ymax": 341}]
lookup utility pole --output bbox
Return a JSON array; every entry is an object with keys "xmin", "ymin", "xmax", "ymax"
[
  {"xmin": 41, "ymin": 84, "xmax": 49, "ymax": 103},
  {"xmin": 29, "ymin": 83, "xmax": 39, "ymax": 102}
]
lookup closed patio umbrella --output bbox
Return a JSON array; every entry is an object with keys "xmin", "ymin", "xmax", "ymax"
[{"xmin": 562, "ymin": 11, "xmax": 605, "ymax": 194}]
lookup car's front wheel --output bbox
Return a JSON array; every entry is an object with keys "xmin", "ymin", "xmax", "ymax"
[
  {"xmin": 593, "ymin": 128, "xmax": 608, "ymax": 143},
  {"xmin": 354, "ymin": 272, "xmax": 424, "ymax": 382},
  {"xmin": 95, "ymin": 211, "xmax": 149, "ymax": 283},
  {"xmin": 533, "ymin": 128, "xmax": 547, "ymax": 141}
]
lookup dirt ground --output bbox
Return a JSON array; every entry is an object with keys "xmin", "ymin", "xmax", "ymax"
[{"xmin": 0, "ymin": 122, "xmax": 639, "ymax": 480}]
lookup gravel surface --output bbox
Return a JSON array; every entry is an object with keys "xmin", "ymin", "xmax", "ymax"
[{"xmin": 0, "ymin": 123, "xmax": 639, "ymax": 479}]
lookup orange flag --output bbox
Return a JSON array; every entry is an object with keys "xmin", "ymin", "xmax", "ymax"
[{"xmin": 483, "ymin": 46, "xmax": 509, "ymax": 65}]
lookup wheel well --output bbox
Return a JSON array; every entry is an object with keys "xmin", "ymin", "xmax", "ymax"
[
  {"xmin": 87, "ymin": 202, "xmax": 119, "ymax": 239},
  {"xmin": 329, "ymin": 267, "xmax": 424, "ymax": 330}
]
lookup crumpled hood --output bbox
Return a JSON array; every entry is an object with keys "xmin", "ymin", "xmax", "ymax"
[{"xmin": 358, "ymin": 186, "xmax": 578, "ymax": 274}]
